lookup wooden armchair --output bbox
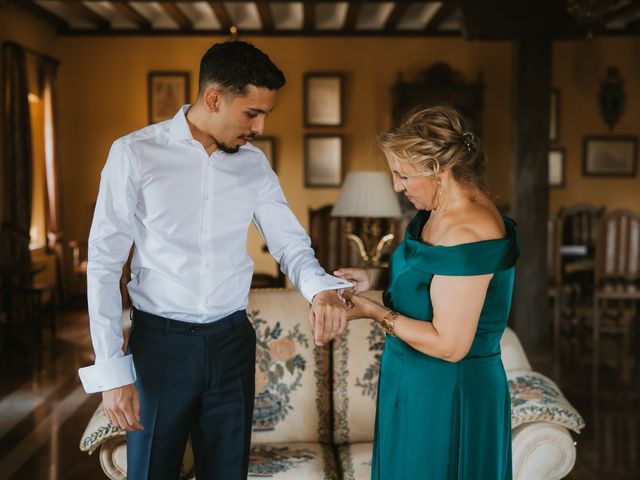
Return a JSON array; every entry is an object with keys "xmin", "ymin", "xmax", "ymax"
[
  {"xmin": 67, "ymin": 239, "xmax": 132, "ymax": 308},
  {"xmin": 558, "ymin": 202, "xmax": 604, "ymax": 249},
  {"xmin": 593, "ymin": 209, "xmax": 640, "ymax": 376},
  {"xmin": 547, "ymin": 215, "xmax": 562, "ymax": 350}
]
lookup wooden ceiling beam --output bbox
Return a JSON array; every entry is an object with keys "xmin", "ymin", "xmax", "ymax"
[
  {"xmin": 425, "ymin": 3, "xmax": 455, "ymax": 34},
  {"xmin": 5, "ymin": 0, "xmax": 70, "ymax": 30},
  {"xmin": 208, "ymin": 1, "xmax": 232, "ymax": 32},
  {"xmin": 59, "ymin": 1, "xmax": 433, "ymax": 3},
  {"xmin": 65, "ymin": 0, "xmax": 110, "ymax": 29},
  {"xmin": 160, "ymin": 2, "xmax": 192, "ymax": 30},
  {"xmin": 303, "ymin": 1, "xmax": 314, "ymax": 31},
  {"xmin": 256, "ymin": 2, "xmax": 274, "ymax": 31},
  {"xmin": 112, "ymin": 2, "xmax": 152, "ymax": 30},
  {"xmin": 345, "ymin": 3, "xmax": 362, "ymax": 31},
  {"xmin": 384, "ymin": 3, "xmax": 410, "ymax": 31},
  {"xmin": 604, "ymin": 1, "xmax": 640, "ymax": 23}
]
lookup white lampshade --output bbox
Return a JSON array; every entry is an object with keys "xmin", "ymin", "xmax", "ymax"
[{"xmin": 331, "ymin": 171, "xmax": 402, "ymax": 218}]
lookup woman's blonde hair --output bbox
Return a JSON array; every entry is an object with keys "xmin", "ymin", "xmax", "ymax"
[{"xmin": 378, "ymin": 105, "xmax": 487, "ymax": 190}]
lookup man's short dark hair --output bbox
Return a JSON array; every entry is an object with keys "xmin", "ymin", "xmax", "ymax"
[{"xmin": 198, "ymin": 41, "xmax": 286, "ymax": 96}]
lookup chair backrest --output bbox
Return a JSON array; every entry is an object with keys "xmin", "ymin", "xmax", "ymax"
[
  {"xmin": 595, "ymin": 209, "xmax": 640, "ymax": 285},
  {"xmin": 547, "ymin": 215, "xmax": 561, "ymax": 286},
  {"xmin": 557, "ymin": 203, "xmax": 604, "ymax": 248},
  {"xmin": 308, "ymin": 205, "xmax": 360, "ymax": 272}
]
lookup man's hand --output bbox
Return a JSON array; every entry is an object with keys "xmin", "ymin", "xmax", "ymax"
[
  {"xmin": 103, "ymin": 383, "xmax": 144, "ymax": 432},
  {"xmin": 309, "ymin": 290, "xmax": 348, "ymax": 347}
]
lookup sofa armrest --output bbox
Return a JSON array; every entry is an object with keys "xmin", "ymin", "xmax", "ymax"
[
  {"xmin": 512, "ymin": 422, "xmax": 576, "ymax": 480},
  {"xmin": 500, "ymin": 327, "xmax": 532, "ymax": 372},
  {"xmin": 99, "ymin": 438, "xmax": 127, "ymax": 480}
]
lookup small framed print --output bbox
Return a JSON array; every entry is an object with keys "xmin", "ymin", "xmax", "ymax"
[
  {"xmin": 304, "ymin": 73, "xmax": 344, "ymax": 127},
  {"xmin": 582, "ymin": 136, "xmax": 638, "ymax": 177},
  {"xmin": 305, "ymin": 135, "xmax": 343, "ymax": 188},
  {"xmin": 550, "ymin": 89, "xmax": 560, "ymax": 143},
  {"xmin": 148, "ymin": 71, "xmax": 190, "ymax": 124},
  {"xmin": 548, "ymin": 148, "xmax": 565, "ymax": 188},
  {"xmin": 252, "ymin": 137, "xmax": 277, "ymax": 172}
]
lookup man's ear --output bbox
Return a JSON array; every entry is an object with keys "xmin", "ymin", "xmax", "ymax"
[{"xmin": 203, "ymin": 87, "xmax": 223, "ymax": 113}]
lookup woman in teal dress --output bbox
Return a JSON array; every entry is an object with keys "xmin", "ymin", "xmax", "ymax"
[{"xmin": 335, "ymin": 106, "xmax": 519, "ymax": 479}]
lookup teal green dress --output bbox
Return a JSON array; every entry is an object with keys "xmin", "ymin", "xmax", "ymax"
[{"xmin": 372, "ymin": 211, "xmax": 519, "ymax": 480}]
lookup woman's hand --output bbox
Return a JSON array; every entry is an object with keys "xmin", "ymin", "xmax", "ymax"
[
  {"xmin": 334, "ymin": 268, "xmax": 372, "ymax": 294},
  {"xmin": 342, "ymin": 290, "xmax": 386, "ymax": 321}
]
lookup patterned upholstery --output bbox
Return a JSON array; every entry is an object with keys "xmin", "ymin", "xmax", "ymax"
[
  {"xmin": 332, "ymin": 291, "xmax": 383, "ymax": 445},
  {"xmin": 249, "ymin": 443, "xmax": 338, "ymax": 479},
  {"xmin": 248, "ymin": 289, "xmax": 332, "ymax": 445},
  {"xmin": 509, "ymin": 370, "xmax": 585, "ymax": 433},
  {"xmin": 337, "ymin": 443, "xmax": 373, "ymax": 480}
]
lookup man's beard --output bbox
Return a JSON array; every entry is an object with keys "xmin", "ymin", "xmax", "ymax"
[
  {"xmin": 218, "ymin": 143, "xmax": 240, "ymax": 154},
  {"xmin": 217, "ymin": 135, "xmax": 256, "ymax": 155}
]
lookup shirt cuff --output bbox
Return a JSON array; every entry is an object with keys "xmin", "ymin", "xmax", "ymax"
[
  {"xmin": 300, "ymin": 268, "xmax": 353, "ymax": 303},
  {"xmin": 78, "ymin": 354, "xmax": 137, "ymax": 394}
]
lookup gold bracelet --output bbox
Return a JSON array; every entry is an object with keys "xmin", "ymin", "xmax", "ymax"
[{"xmin": 380, "ymin": 310, "xmax": 399, "ymax": 336}]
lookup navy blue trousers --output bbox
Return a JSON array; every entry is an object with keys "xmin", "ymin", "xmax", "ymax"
[{"xmin": 126, "ymin": 308, "xmax": 256, "ymax": 480}]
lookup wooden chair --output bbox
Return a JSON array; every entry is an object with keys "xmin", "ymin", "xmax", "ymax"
[
  {"xmin": 548, "ymin": 215, "xmax": 562, "ymax": 351},
  {"xmin": 558, "ymin": 203, "xmax": 604, "ymax": 249},
  {"xmin": 251, "ymin": 245, "xmax": 286, "ymax": 289},
  {"xmin": 308, "ymin": 205, "xmax": 359, "ymax": 274},
  {"xmin": 557, "ymin": 204, "xmax": 605, "ymax": 347},
  {"xmin": 593, "ymin": 209, "xmax": 640, "ymax": 376}
]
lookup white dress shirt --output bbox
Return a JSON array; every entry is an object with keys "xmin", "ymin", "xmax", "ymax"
[{"xmin": 78, "ymin": 106, "xmax": 350, "ymax": 394}]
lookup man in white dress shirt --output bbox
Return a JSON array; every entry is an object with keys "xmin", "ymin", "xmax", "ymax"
[{"xmin": 78, "ymin": 41, "xmax": 351, "ymax": 479}]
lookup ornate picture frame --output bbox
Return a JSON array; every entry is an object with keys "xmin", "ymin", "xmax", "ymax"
[
  {"xmin": 304, "ymin": 135, "xmax": 343, "ymax": 188},
  {"xmin": 582, "ymin": 136, "xmax": 638, "ymax": 177},
  {"xmin": 548, "ymin": 148, "xmax": 565, "ymax": 187},
  {"xmin": 303, "ymin": 73, "xmax": 344, "ymax": 127},
  {"xmin": 252, "ymin": 137, "xmax": 277, "ymax": 172},
  {"xmin": 148, "ymin": 71, "xmax": 190, "ymax": 124}
]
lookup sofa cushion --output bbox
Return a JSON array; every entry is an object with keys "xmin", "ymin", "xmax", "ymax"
[
  {"xmin": 249, "ymin": 442, "xmax": 338, "ymax": 479},
  {"xmin": 332, "ymin": 291, "xmax": 384, "ymax": 445},
  {"xmin": 248, "ymin": 289, "xmax": 332, "ymax": 444},
  {"xmin": 509, "ymin": 370, "xmax": 585, "ymax": 433},
  {"xmin": 337, "ymin": 443, "xmax": 373, "ymax": 480}
]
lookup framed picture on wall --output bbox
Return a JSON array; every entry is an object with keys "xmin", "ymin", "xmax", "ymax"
[
  {"xmin": 548, "ymin": 148, "xmax": 565, "ymax": 187},
  {"xmin": 305, "ymin": 135, "xmax": 343, "ymax": 188},
  {"xmin": 252, "ymin": 137, "xmax": 277, "ymax": 172},
  {"xmin": 550, "ymin": 89, "xmax": 560, "ymax": 143},
  {"xmin": 582, "ymin": 136, "xmax": 638, "ymax": 177},
  {"xmin": 304, "ymin": 73, "xmax": 344, "ymax": 127},
  {"xmin": 148, "ymin": 71, "xmax": 190, "ymax": 124}
]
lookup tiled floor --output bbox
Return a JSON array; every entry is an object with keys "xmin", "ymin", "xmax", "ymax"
[{"xmin": 0, "ymin": 309, "xmax": 638, "ymax": 479}]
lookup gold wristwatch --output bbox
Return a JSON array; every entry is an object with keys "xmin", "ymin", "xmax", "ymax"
[{"xmin": 380, "ymin": 310, "xmax": 399, "ymax": 336}]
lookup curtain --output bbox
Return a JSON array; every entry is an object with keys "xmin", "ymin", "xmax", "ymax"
[
  {"xmin": 0, "ymin": 43, "xmax": 33, "ymax": 265},
  {"xmin": 41, "ymin": 58, "xmax": 67, "ymax": 300}
]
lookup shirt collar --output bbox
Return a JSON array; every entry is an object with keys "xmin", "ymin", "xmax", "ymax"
[{"xmin": 168, "ymin": 105, "xmax": 194, "ymax": 144}]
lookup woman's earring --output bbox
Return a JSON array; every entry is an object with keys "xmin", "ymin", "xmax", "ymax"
[{"xmin": 434, "ymin": 178, "xmax": 443, "ymax": 212}]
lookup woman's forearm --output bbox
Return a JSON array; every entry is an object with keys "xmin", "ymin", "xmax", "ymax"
[{"xmin": 369, "ymin": 305, "xmax": 459, "ymax": 361}]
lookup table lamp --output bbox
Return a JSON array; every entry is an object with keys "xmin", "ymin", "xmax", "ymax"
[{"xmin": 331, "ymin": 171, "xmax": 402, "ymax": 266}]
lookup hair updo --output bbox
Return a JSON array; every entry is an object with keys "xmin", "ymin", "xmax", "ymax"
[{"xmin": 378, "ymin": 105, "xmax": 487, "ymax": 191}]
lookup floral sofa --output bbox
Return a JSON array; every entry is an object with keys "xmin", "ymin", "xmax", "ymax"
[{"xmin": 80, "ymin": 289, "xmax": 584, "ymax": 479}]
